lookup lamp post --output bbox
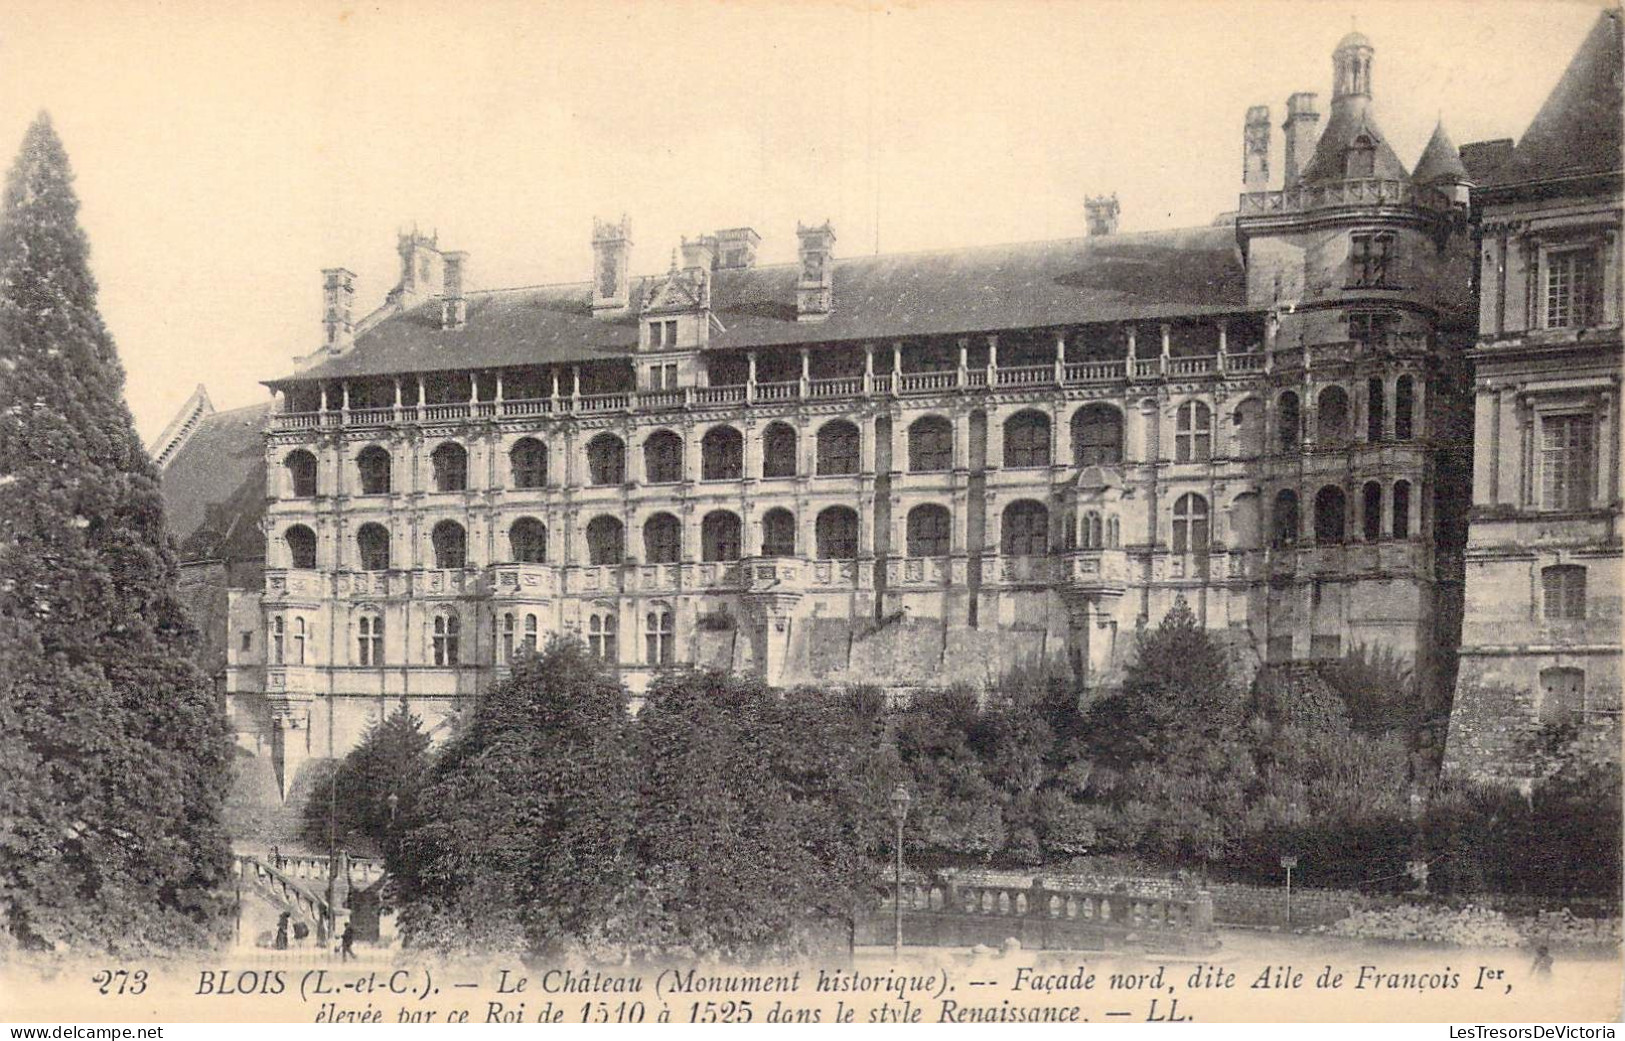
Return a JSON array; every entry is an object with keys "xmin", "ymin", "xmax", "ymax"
[
  {"xmin": 1280, "ymin": 855, "xmax": 1299, "ymax": 930},
  {"xmin": 889, "ymin": 784, "xmax": 911, "ymax": 959}
]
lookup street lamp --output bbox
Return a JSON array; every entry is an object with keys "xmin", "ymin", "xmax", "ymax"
[
  {"xmin": 889, "ymin": 784, "xmax": 911, "ymax": 959},
  {"xmin": 1279, "ymin": 854, "xmax": 1299, "ymax": 930}
]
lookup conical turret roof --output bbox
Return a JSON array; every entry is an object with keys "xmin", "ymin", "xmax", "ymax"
[{"xmin": 1413, "ymin": 121, "xmax": 1470, "ymax": 184}]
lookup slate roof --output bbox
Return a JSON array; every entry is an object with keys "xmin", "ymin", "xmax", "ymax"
[
  {"xmin": 160, "ymin": 401, "xmax": 271, "ymax": 564},
  {"xmin": 1412, "ymin": 122, "xmax": 1470, "ymax": 184},
  {"xmin": 278, "ymin": 225, "xmax": 1251, "ymax": 385},
  {"xmin": 1484, "ymin": 10, "xmax": 1623, "ymax": 189},
  {"xmin": 1298, "ymin": 102, "xmax": 1411, "ymax": 185}
]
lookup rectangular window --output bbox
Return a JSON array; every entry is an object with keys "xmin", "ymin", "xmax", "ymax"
[
  {"xmin": 1541, "ymin": 414, "xmax": 1594, "ymax": 510},
  {"xmin": 1545, "ymin": 248, "xmax": 1599, "ymax": 329},
  {"xmin": 240, "ymin": 631, "xmax": 252, "ymax": 652},
  {"xmin": 664, "ymin": 364, "xmax": 678, "ymax": 389},
  {"xmin": 501, "ymin": 613, "xmax": 515, "ymax": 662},
  {"xmin": 1349, "ymin": 233, "xmax": 1394, "ymax": 287},
  {"xmin": 1542, "ymin": 565, "xmax": 1587, "ymax": 621},
  {"xmin": 1348, "ymin": 311, "xmax": 1396, "ymax": 347}
]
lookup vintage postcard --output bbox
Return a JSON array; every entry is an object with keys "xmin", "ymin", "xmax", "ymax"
[{"xmin": 0, "ymin": 0, "xmax": 1620, "ymax": 1028}]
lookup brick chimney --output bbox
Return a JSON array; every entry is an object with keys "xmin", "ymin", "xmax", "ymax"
[
  {"xmin": 1084, "ymin": 194, "xmax": 1120, "ymax": 236},
  {"xmin": 1243, "ymin": 105, "xmax": 1271, "ymax": 191},
  {"xmin": 322, "ymin": 268, "xmax": 356, "ymax": 352},
  {"xmin": 592, "ymin": 215, "xmax": 633, "ymax": 319},
  {"xmin": 714, "ymin": 227, "xmax": 761, "ymax": 270},
  {"xmin": 1282, "ymin": 92, "xmax": 1321, "ymax": 187},
  {"xmin": 795, "ymin": 222, "xmax": 836, "ymax": 322},
  {"xmin": 441, "ymin": 251, "xmax": 468, "ymax": 330}
]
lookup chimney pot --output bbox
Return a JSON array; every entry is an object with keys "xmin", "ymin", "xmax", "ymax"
[{"xmin": 1282, "ymin": 92, "xmax": 1321, "ymax": 188}]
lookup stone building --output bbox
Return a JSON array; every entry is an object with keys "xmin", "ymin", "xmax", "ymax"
[{"xmin": 1444, "ymin": 10, "xmax": 1624, "ymax": 782}]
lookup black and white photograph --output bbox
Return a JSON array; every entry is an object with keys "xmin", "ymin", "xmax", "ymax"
[{"xmin": 0, "ymin": 0, "xmax": 1620, "ymax": 1029}]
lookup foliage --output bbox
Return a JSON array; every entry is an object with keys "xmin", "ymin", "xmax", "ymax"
[
  {"xmin": 0, "ymin": 114, "xmax": 231, "ymax": 953},
  {"xmin": 1322, "ymin": 643, "xmax": 1417, "ymax": 736},
  {"xmin": 301, "ymin": 700, "xmax": 432, "ymax": 859}
]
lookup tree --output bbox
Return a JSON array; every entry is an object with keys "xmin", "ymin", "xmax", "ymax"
[
  {"xmin": 0, "ymin": 114, "xmax": 231, "ymax": 953},
  {"xmin": 301, "ymin": 700, "xmax": 431, "ymax": 859}
]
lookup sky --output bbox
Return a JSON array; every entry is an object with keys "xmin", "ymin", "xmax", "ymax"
[{"xmin": 0, "ymin": 0, "xmax": 1607, "ymax": 444}]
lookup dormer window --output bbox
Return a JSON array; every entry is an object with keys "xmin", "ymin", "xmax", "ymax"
[
  {"xmin": 1346, "ymin": 135, "xmax": 1376, "ymax": 178},
  {"xmin": 647, "ymin": 319, "xmax": 678, "ymax": 350}
]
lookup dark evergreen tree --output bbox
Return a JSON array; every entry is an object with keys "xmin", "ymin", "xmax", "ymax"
[
  {"xmin": 301, "ymin": 699, "xmax": 431, "ymax": 859},
  {"xmin": 0, "ymin": 114, "xmax": 231, "ymax": 952}
]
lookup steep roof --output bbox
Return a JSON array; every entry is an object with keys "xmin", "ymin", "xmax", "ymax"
[
  {"xmin": 1485, "ymin": 9, "xmax": 1624, "ymax": 188},
  {"xmin": 160, "ymin": 401, "xmax": 271, "ymax": 565},
  {"xmin": 279, "ymin": 225, "xmax": 1250, "ymax": 384},
  {"xmin": 1298, "ymin": 103, "xmax": 1411, "ymax": 185},
  {"xmin": 1413, "ymin": 121, "xmax": 1470, "ymax": 184}
]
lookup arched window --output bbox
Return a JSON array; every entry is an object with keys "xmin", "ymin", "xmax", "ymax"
[
  {"xmin": 701, "ymin": 426, "xmax": 744, "ymax": 481},
  {"xmin": 701, "ymin": 510, "xmax": 742, "ymax": 562},
  {"xmin": 645, "ymin": 604, "xmax": 675, "ymax": 665},
  {"xmin": 1542, "ymin": 565, "xmax": 1587, "ymax": 621},
  {"xmin": 1538, "ymin": 667, "xmax": 1585, "ymax": 726},
  {"xmin": 908, "ymin": 416, "xmax": 954, "ymax": 472},
  {"xmin": 357, "ymin": 523, "xmax": 391, "ymax": 571},
  {"xmin": 1080, "ymin": 511, "xmax": 1104, "ymax": 549},
  {"xmin": 1072, "ymin": 404, "xmax": 1124, "ymax": 466},
  {"xmin": 432, "ymin": 613, "xmax": 461, "ymax": 666},
  {"xmin": 587, "ymin": 608, "xmax": 618, "ymax": 661},
  {"xmin": 586, "ymin": 515, "xmax": 624, "ymax": 566},
  {"xmin": 1362, "ymin": 481, "xmax": 1383, "ymax": 540},
  {"xmin": 1172, "ymin": 493, "xmax": 1209, "ymax": 554},
  {"xmin": 501, "ymin": 612, "xmax": 515, "ymax": 662},
  {"xmin": 1175, "ymin": 401, "xmax": 1212, "ymax": 463},
  {"xmin": 1367, "ymin": 378, "xmax": 1386, "ymax": 443},
  {"xmin": 1392, "ymin": 480, "xmax": 1411, "ymax": 538},
  {"xmin": 643, "ymin": 512, "xmax": 681, "ymax": 564},
  {"xmin": 509, "ymin": 517, "xmax": 547, "ymax": 563},
  {"xmin": 284, "ymin": 524, "xmax": 316, "ymax": 569},
  {"xmin": 431, "ymin": 442, "xmax": 468, "ymax": 492},
  {"xmin": 357, "ymin": 614, "xmax": 383, "ymax": 666},
  {"xmin": 510, "ymin": 437, "xmax": 548, "ymax": 489},
  {"xmin": 1272, "ymin": 490, "xmax": 1300, "ymax": 547},
  {"xmin": 816, "ymin": 420, "xmax": 860, "ymax": 476},
  {"xmin": 587, "ymin": 433, "xmax": 626, "ymax": 486},
  {"xmin": 815, "ymin": 506, "xmax": 859, "ymax": 559},
  {"xmin": 1232, "ymin": 399, "xmax": 1265, "ymax": 458},
  {"xmin": 1001, "ymin": 500, "xmax": 1049, "ymax": 556},
  {"xmin": 644, "ymin": 430, "xmax": 684, "ymax": 484},
  {"xmin": 285, "ymin": 450, "xmax": 317, "ymax": 498},
  {"xmin": 906, "ymin": 504, "xmax": 951, "ymax": 557},
  {"xmin": 356, "ymin": 446, "xmax": 391, "ymax": 495},
  {"xmin": 1394, "ymin": 376, "xmax": 1414, "ymax": 441},
  {"xmin": 524, "ymin": 613, "xmax": 538, "ymax": 653},
  {"xmin": 432, "ymin": 520, "xmax": 467, "ymax": 568},
  {"xmin": 1107, "ymin": 516, "xmax": 1120, "ymax": 547},
  {"xmin": 1278, "ymin": 392, "xmax": 1302, "ymax": 452},
  {"xmin": 1317, "ymin": 386, "xmax": 1350, "ymax": 446},
  {"xmin": 1003, "ymin": 411, "xmax": 1051, "ymax": 468},
  {"xmin": 761, "ymin": 508, "xmax": 796, "ymax": 558},
  {"xmin": 762, "ymin": 422, "xmax": 798, "ymax": 478},
  {"xmin": 1313, "ymin": 485, "xmax": 1347, "ymax": 543}
]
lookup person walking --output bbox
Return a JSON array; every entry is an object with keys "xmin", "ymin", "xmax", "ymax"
[
  {"xmin": 274, "ymin": 912, "xmax": 289, "ymax": 951},
  {"xmin": 340, "ymin": 921, "xmax": 355, "ymax": 962}
]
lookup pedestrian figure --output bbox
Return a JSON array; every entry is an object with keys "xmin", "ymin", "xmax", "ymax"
[
  {"xmin": 270, "ymin": 845, "xmax": 280, "ymax": 870},
  {"xmin": 340, "ymin": 921, "xmax": 355, "ymax": 962},
  {"xmin": 274, "ymin": 912, "xmax": 289, "ymax": 951},
  {"xmin": 1531, "ymin": 944, "xmax": 1554, "ymax": 978}
]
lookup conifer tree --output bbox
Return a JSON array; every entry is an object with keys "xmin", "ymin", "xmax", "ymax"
[{"xmin": 0, "ymin": 113, "xmax": 231, "ymax": 952}]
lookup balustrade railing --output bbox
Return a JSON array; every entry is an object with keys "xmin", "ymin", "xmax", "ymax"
[
  {"xmin": 809, "ymin": 376, "xmax": 862, "ymax": 398},
  {"xmin": 995, "ymin": 364, "xmax": 1053, "ymax": 386},
  {"xmin": 1239, "ymin": 178, "xmax": 1451, "ymax": 217}
]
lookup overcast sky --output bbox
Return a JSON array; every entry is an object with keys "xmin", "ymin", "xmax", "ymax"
[{"xmin": 0, "ymin": 0, "xmax": 1605, "ymax": 442}]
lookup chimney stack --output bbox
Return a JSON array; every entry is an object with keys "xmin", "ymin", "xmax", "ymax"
[
  {"xmin": 441, "ymin": 251, "xmax": 468, "ymax": 330},
  {"xmin": 681, "ymin": 234, "xmax": 718, "ymax": 273},
  {"xmin": 1243, "ymin": 105, "xmax": 1271, "ymax": 192},
  {"xmin": 322, "ymin": 268, "xmax": 356, "ymax": 352},
  {"xmin": 1084, "ymin": 194, "xmax": 1120, "ymax": 236},
  {"xmin": 395, "ymin": 228, "xmax": 443, "ymax": 304},
  {"xmin": 1282, "ymin": 92, "xmax": 1321, "ymax": 187},
  {"xmin": 591, "ymin": 216, "xmax": 633, "ymax": 319},
  {"xmin": 795, "ymin": 221, "xmax": 836, "ymax": 322},
  {"xmin": 714, "ymin": 227, "xmax": 761, "ymax": 270}
]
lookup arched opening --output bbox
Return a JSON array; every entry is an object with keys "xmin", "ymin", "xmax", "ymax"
[
  {"xmin": 356, "ymin": 446, "xmax": 391, "ymax": 495},
  {"xmin": 432, "ymin": 613, "xmax": 461, "ymax": 666},
  {"xmin": 908, "ymin": 416, "xmax": 954, "ymax": 472},
  {"xmin": 510, "ymin": 437, "xmax": 548, "ymax": 489},
  {"xmin": 1003, "ymin": 411, "xmax": 1051, "ymax": 468},
  {"xmin": 1313, "ymin": 485, "xmax": 1347, "ymax": 543},
  {"xmin": 431, "ymin": 442, "xmax": 468, "ymax": 492},
  {"xmin": 701, "ymin": 510, "xmax": 742, "ymax": 562},
  {"xmin": 586, "ymin": 606, "xmax": 618, "ymax": 660},
  {"xmin": 1175, "ymin": 401, "xmax": 1212, "ymax": 462},
  {"xmin": 432, "ymin": 520, "xmax": 467, "ymax": 568},
  {"xmin": 586, "ymin": 515, "xmax": 624, "ymax": 566},
  {"xmin": 1394, "ymin": 376, "xmax": 1414, "ymax": 441},
  {"xmin": 587, "ymin": 433, "xmax": 626, "ymax": 486},
  {"xmin": 1172, "ymin": 493, "xmax": 1209, "ymax": 554},
  {"xmin": 356, "ymin": 522, "xmax": 391, "ymax": 571},
  {"xmin": 1232, "ymin": 399, "xmax": 1265, "ymax": 458},
  {"xmin": 1272, "ymin": 490, "xmax": 1300, "ymax": 547},
  {"xmin": 645, "ymin": 603, "xmax": 675, "ymax": 665},
  {"xmin": 701, "ymin": 426, "xmax": 744, "ymax": 481},
  {"xmin": 1317, "ymin": 386, "xmax": 1350, "ymax": 446},
  {"xmin": 1001, "ymin": 500, "xmax": 1049, "ymax": 556},
  {"xmin": 761, "ymin": 508, "xmax": 796, "ymax": 558},
  {"xmin": 762, "ymin": 422, "xmax": 798, "ymax": 478},
  {"xmin": 284, "ymin": 524, "xmax": 316, "ymax": 569},
  {"xmin": 1367, "ymin": 378, "xmax": 1386, "ymax": 443},
  {"xmin": 285, "ymin": 450, "xmax": 317, "ymax": 498},
  {"xmin": 816, "ymin": 420, "xmax": 860, "ymax": 476},
  {"xmin": 1392, "ymin": 480, "xmax": 1411, "ymax": 538},
  {"xmin": 1362, "ymin": 481, "xmax": 1383, "ymax": 540},
  {"xmin": 1278, "ymin": 392, "xmax": 1301, "ymax": 452},
  {"xmin": 509, "ymin": 517, "xmax": 547, "ymax": 563},
  {"xmin": 643, "ymin": 512, "xmax": 681, "ymax": 563},
  {"xmin": 644, "ymin": 430, "xmax": 684, "ymax": 484},
  {"xmin": 906, "ymin": 504, "xmax": 952, "ymax": 557},
  {"xmin": 1072, "ymin": 404, "xmax": 1124, "ymax": 466},
  {"xmin": 815, "ymin": 506, "xmax": 859, "ymax": 559}
]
